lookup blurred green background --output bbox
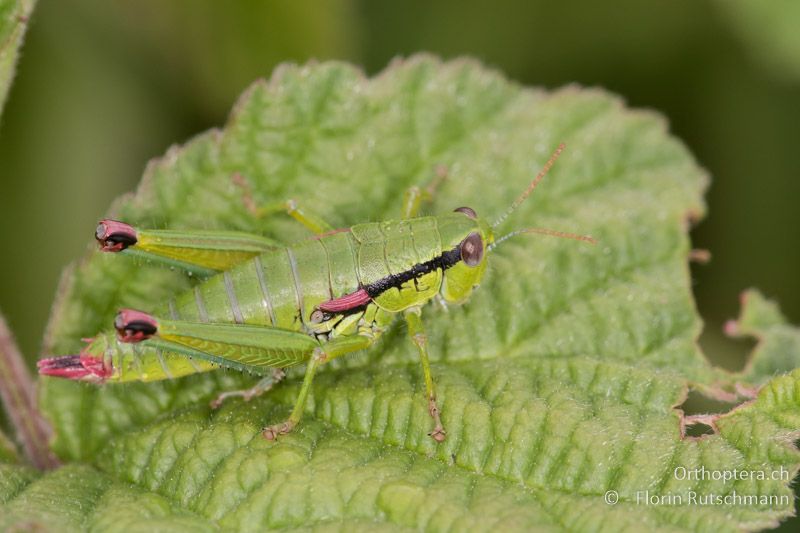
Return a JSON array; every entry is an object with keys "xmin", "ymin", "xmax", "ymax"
[
  {"xmin": 0, "ymin": 1, "xmax": 799, "ymax": 528},
  {"xmin": 1, "ymin": 0, "xmax": 799, "ymax": 371}
]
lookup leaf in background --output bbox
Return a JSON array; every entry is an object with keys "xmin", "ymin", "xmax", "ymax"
[
  {"xmin": 0, "ymin": 429, "xmax": 18, "ymax": 463},
  {"xmin": 19, "ymin": 57, "xmax": 799, "ymax": 530},
  {"xmin": 717, "ymin": 0, "xmax": 800, "ymax": 82},
  {"xmin": 727, "ymin": 289, "xmax": 800, "ymax": 384},
  {"xmin": 109, "ymin": 0, "xmax": 360, "ymax": 116},
  {"xmin": 0, "ymin": 0, "xmax": 35, "ymax": 113},
  {"xmin": 0, "ymin": 311, "xmax": 59, "ymax": 469}
]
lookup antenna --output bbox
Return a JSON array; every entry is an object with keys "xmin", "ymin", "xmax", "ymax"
[
  {"xmin": 489, "ymin": 227, "xmax": 596, "ymax": 251},
  {"xmin": 492, "ymin": 143, "xmax": 566, "ymax": 228}
]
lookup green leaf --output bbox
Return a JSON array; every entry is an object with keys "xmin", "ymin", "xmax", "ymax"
[
  {"xmin": 24, "ymin": 57, "xmax": 798, "ymax": 530},
  {"xmin": 0, "ymin": 0, "xmax": 35, "ymax": 114},
  {"xmin": 0, "ymin": 464, "xmax": 214, "ymax": 532},
  {"xmin": 0, "ymin": 463, "xmax": 38, "ymax": 503}
]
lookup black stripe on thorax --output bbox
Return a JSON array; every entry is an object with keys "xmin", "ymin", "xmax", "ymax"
[{"xmin": 364, "ymin": 246, "xmax": 461, "ymax": 298}]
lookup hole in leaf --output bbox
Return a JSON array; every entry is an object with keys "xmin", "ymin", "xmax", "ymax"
[
  {"xmin": 674, "ymin": 389, "xmax": 757, "ymax": 439},
  {"xmin": 696, "ymin": 320, "xmax": 756, "ymax": 372},
  {"xmin": 677, "ymin": 389, "xmax": 739, "ymax": 416},
  {"xmin": 684, "ymin": 420, "xmax": 715, "ymax": 438}
]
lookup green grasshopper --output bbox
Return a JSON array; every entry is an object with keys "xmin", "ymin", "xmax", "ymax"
[{"xmin": 39, "ymin": 144, "xmax": 595, "ymax": 441}]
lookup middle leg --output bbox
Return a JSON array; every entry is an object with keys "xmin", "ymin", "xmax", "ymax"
[{"xmin": 404, "ymin": 306, "xmax": 446, "ymax": 442}]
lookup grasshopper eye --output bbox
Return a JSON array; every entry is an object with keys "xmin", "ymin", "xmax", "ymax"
[
  {"xmin": 454, "ymin": 206, "xmax": 477, "ymax": 219},
  {"xmin": 460, "ymin": 232, "xmax": 484, "ymax": 267}
]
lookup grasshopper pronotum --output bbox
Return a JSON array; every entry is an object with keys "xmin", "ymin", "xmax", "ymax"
[{"xmin": 39, "ymin": 144, "xmax": 595, "ymax": 441}]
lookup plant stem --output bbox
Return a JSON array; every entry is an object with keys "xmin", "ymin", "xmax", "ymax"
[{"xmin": 0, "ymin": 311, "xmax": 59, "ymax": 469}]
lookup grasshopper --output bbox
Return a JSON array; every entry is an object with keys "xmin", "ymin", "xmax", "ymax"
[{"xmin": 39, "ymin": 144, "xmax": 595, "ymax": 441}]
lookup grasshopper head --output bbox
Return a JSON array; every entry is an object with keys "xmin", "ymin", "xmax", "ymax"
[
  {"xmin": 438, "ymin": 207, "xmax": 495, "ymax": 304},
  {"xmin": 439, "ymin": 144, "xmax": 597, "ymax": 305}
]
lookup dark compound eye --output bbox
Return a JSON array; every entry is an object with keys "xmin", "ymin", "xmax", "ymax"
[
  {"xmin": 460, "ymin": 232, "xmax": 484, "ymax": 267},
  {"xmin": 454, "ymin": 206, "xmax": 477, "ymax": 219}
]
